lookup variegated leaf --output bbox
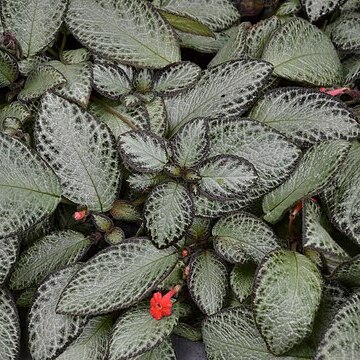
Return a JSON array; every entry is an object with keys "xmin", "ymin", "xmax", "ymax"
[
  {"xmin": 249, "ymin": 87, "xmax": 359, "ymax": 147},
  {"xmin": 0, "ymin": 133, "xmax": 61, "ymax": 237},
  {"xmin": 197, "ymin": 155, "xmax": 257, "ymax": 200},
  {"xmin": 18, "ymin": 65, "xmax": 66, "ymax": 102},
  {"xmin": 343, "ymin": 56, "xmax": 360, "ymax": 84},
  {"xmin": 230, "ymin": 263, "xmax": 256, "ymax": 302},
  {"xmin": 118, "ymin": 131, "xmax": 170, "ymax": 173},
  {"xmin": 332, "ymin": 255, "xmax": 360, "ymax": 287},
  {"xmin": 277, "ymin": 0, "xmax": 302, "ymax": 16},
  {"xmin": 145, "ymin": 97, "xmax": 168, "ymax": 137},
  {"xmin": 10, "ymin": 230, "xmax": 91, "ymax": 290},
  {"xmin": 165, "ymin": 59, "xmax": 273, "ymax": 134},
  {"xmin": 62, "ymin": 48, "xmax": 91, "ymax": 65},
  {"xmin": 18, "ymin": 54, "xmax": 51, "ymax": 76},
  {"xmin": 263, "ymin": 140, "xmax": 350, "ymax": 224},
  {"xmin": 127, "ymin": 172, "xmax": 168, "ymax": 192},
  {"xmin": 153, "ymin": 62, "xmax": 201, "ymax": 96},
  {"xmin": 0, "ymin": 288, "xmax": 20, "ymax": 360},
  {"xmin": 330, "ymin": 13, "xmax": 360, "ymax": 52},
  {"xmin": 132, "ymin": 339, "xmax": 176, "ymax": 360},
  {"xmin": 109, "ymin": 304, "xmax": 179, "ymax": 360},
  {"xmin": 57, "ymin": 238, "xmax": 178, "ymax": 315},
  {"xmin": 188, "ymin": 250, "xmax": 228, "ymax": 315},
  {"xmin": 254, "ymin": 250, "xmax": 323, "ymax": 355},
  {"xmin": 302, "ymin": 0, "xmax": 343, "ymax": 22},
  {"xmin": 262, "ymin": 18, "xmax": 343, "ymax": 86},
  {"xmin": 171, "ymin": 118, "xmax": 209, "ymax": 168},
  {"xmin": 0, "ymin": 236, "xmax": 18, "ymax": 284},
  {"xmin": 36, "ymin": 93, "xmax": 121, "ymax": 212},
  {"xmin": 1, "ymin": 0, "xmax": 67, "ymax": 57},
  {"xmin": 66, "ymin": 0, "xmax": 180, "ymax": 68},
  {"xmin": 0, "ymin": 49, "xmax": 18, "ymax": 88},
  {"xmin": 0, "ymin": 101, "xmax": 31, "ymax": 129},
  {"xmin": 144, "ymin": 181, "xmax": 193, "ymax": 248},
  {"xmin": 28, "ymin": 265, "xmax": 88, "ymax": 360},
  {"xmin": 212, "ymin": 212, "xmax": 280, "ymax": 264},
  {"xmin": 173, "ymin": 323, "xmax": 202, "ymax": 342}
]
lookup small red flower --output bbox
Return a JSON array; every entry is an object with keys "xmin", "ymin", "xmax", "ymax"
[
  {"xmin": 150, "ymin": 286, "xmax": 181, "ymax": 320},
  {"xmin": 181, "ymin": 249, "xmax": 189, "ymax": 258},
  {"xmin": 73, "ymin": 210, "xmax": 87, "ymax": 221},
  {"xmin": 319, "ymin": 87, "xmax": 349, "ymax": 97}
]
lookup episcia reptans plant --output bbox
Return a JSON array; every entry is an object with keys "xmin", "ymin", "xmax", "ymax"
[{"xmin": 0, "ymin": 0, "xmax": 360, "ymax": 359}]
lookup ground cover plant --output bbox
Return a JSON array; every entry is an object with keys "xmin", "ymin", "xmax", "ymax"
[{"xmin": 0, "ymin": 0, "xmax": 360, "ymax": 359}]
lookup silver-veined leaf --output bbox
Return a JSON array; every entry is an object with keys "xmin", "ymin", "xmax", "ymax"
[
  {"xmin": 132, "ymin": 338, "xmax": 176, "ymax": 360},
  {"xmin": 133, "ymin": 68, "xmax": 153, "ymax": 93},
  {"xmin": 35, "ymin": 93, "xmax": 121, "ymax": 212},
  {"xmin": 315, "ymin": 291, "xmax": 360, "ymax": 359},
  {"xmin": 341, "ymin": 0, "xmax": 360, "ymax": 11},
  {"xmin": 18, "ymin": 54, "xmax": 51, "ymax": 76},
  {"xmin": 343, "ymin": 56, "xmax": 360, "ymax": 84},
  {"xmin": 0, "ymin": 101, "xmax": 30, "ymax": 129},
  {"xmin": 0, "ymin": 236, "xmax": 18, "ymax": 284},
  {"xmin": 230, "ymin": 263, "xmax": 256, "ymax": 302},
  {"xmin": 62, "ymin": 48, "xmax": 91, "ymax": 65},
  {"xmin": 127, "ymin": 172, "xmax": 168, "ymax": 192},
  {"xmin": 145, "ymin": 97, "xmax": 168, "ymax": 137},
  {"xmin": 28, "ymin": 265, "xmax": 88, "ymax": 360},
  {"xmin": 165, "ymin": 59, "xmax": 273, "ymax": 134},
  {"xmin": 0, "ymin": 133, "xmax": 61, "ymax": 237},
  {"xmin": 109, "ymin": 304, "xmax": 179, "ymax": 360},
  {"xmin": 254, "ymin": 250, "xmax": 323, "ymax": 355},
  {"xmin": 118, "ymin": 131, "xmax": 170, "ymax": 173},
  {"xmin": 197, "ymin": 155, "xmax": 258, "ymax": 200},
  {"xmin": 0, "ymin": 49, "xmax": 18, "ymax": 88},
  {"xmin": 323, "ymin": 141, "xmax": 360, "ymax": 245},
  {"xmin": 10, "ymin": 230, "xmax": 91, "ymax": 290},
  {"xmin": 18, "ymin": 64, "xmax": 66, "ymax": 102},
  {"xmin": 171, "ymin": 118, "xmax": 209, "ymax": 168},
  {"xmin": 66, "ymin": 0, "xmax": 180, "ymax": 68},
  {"xmin": 1, "ymin": 0, "xmax": 67, "ymax": 57},
  {"xmin": 0, "ymin": 288, "xmax": 20, "ymax": 360},
  {"xmin": 56, "ymin": 316, "xmax": 112, "ymax": 360},
  {"xmin": 173, "ymin": 323, "xmax": 202, "ymax": 342},
  {"xmin": 330, "ymin": 13, "xmax": 360, "ymax": 52},
  {"xmin": 153, "ymin": 61, "xmax": 201, "ymax": 96},
  {"xmin": 56, "ymin": 238, "xmax": 178, "ymax": 315},
  {"xmin": 144, "ymin": 181, "xmax": 193, "ymax": 248},
  {"xmin": 249, "ymin": 87, "xmax": 359, "ymax": 147},
  {"xmin": 212, "ymin": 212, "xmax": 280, "ymax": 264},
  {"xmin": 262, "ymin": 18, "xmax": 343, "ymax": 86},
  {"xmin": 277, "ymin": 0, "xmax": 302, "ymax": 16},
  {"xmin": 188, "ymin": 251, "xmax": 228, "ymax": 315},
  {"xmin": 302, "ymin": 0, "xmax": 343, "ymax": 22},
  {"xmin": 263, "ymin": 140, "xmax": 350, "ymax": 224},
  {"xmin": 332, "ymin": 255, "xmax": 360, "ymax": 287}
]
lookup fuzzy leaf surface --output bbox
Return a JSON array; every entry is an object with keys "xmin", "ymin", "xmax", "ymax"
[
  {"xmin": 0, "ymin": 236, "xmax": 18, "ymax": 284},
  {"xmin": 332, "ymin": 255, "xmax": 360, "ymax": 287},
  {"xmin": 302, "ymin": 0, "xmax": 343, "ymax": 22},
  {"xmin": 0, "ymin": 102, "xmax": 30, "ymax": 128},
  {"xmin": 62, "ymin": 48, "xmax": 91, "ymax": 64},
  {"xmin": 145, "ymin": 97, "xmax": 168, "ymax": 137},
  {"xmin": 230, "ymin": 263, "xmax": 256, "ymax": 302},
  {"xmin": 133, "ymin": 339, "xmax": 176, "ymax": 360},
  {"xmin": 0, "ymin": 50, "xmax": 18, "ymax": 88},
  {"xmin": 330, "ymin": 14, "xmax": 360, "ymax": 51}
]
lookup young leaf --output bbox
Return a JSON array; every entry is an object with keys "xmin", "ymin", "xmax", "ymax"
[
  {"xmin": 173, "ymin": 323, "xmax": 202, "ymax": 342},
  {"xmin": 127, "ymin": 172, "xmax": 168, "ymax": 192},
  {"xmin": 302, "ymin": 0, "xmax": 343, "ymax": 22},
  {"xmin": 18, "ymin": 65, "xmax": 66, "ymax": 102},
  {"xmin": 10, "ymin": 230, "xmax": 91, "ymax": 290},
  {"xmin": 188, "ymin": 251, "xmax": 228, "ymax": 315},
  {"xmin": 118, "ymin": 131, "xmax": 170, "ymax": 173},
  {"xmin": 330, "ymin": 13, "xmax": 360, "ymax": 52},
  {"xmin": 249, "ymin": 87, "xmax": 360, "ymax": 147},
  {"xmin": 18, "ymin": 54, "xmax": 52, "ymax": 76},
  {"xmin": 28, "ymin": 265, "xmax": 88, "ymax": 360},
  {"xmin": 0, "ymin": 49, "xmax": 18, "ymax": 88},
  {"xmin": 56, "ymin": 238, "xmax": 178, "ymax": 315},
  {"xmin": 0, "ymin": 133, "xmax": 61, "ymax": 237},
  {"xmin": 171, "ymin": 118, "xmax": 209, "ymax": 168},
  {"xmin": 66, "ymin": 0, "xmax": 180, "ymax": 68},
  {"xmin": 262, "ymin": 18, "xmax": 343, "ymax": 86},
  {"xmin": 133, "ymin": 338, "xmax": 176, "ymax": 360},
  {"xmin": 212, "ymin": 212, "xmax": 280, "ymax": 264},
  {"xmin": 277, "ymin": 0, "xmax": 302, "ymax": 16},
  {"xmin": 144, "ymin": 181, "xmax": 193, "ymax": 248},
  {"xmin": 1, "ymin": 0, "xmax": 67, "ymax": 57},
  {"xmin": 332, "ymin": 254, "xmax": 360, "ymax": 287},
  {"xmin": 230, "ymin": 263, "xmax": 256, "ymax": 302},
  {"xmin": 145, "ymin": 97, "xmax": 168, "ymax": 137},
  {"xmin": 315, "ymin": 291, "xmax": 360, "ymax": 359},
  {"xmin": 197, "ymin": 155, "xmax": 258, "ymax": 200},
  {"xmin": 0, "ymin": 236, "xmax": 18, "ymax": 284},
  {"xmin": 56, "ymin": 316, "xmax": 112, "ymax": 360},
  {"xmin": 0, "ymin": 102, "xmax": 30, "ymax": 129},
  {"xmin": 263, "ymin": 140, "xmax": 350, "ymax": 224},
  {"xmin": 343, "ymin": 56, "xmax": 360, "ymax": 84},
  {"xmin": 109, "ymin": 304, "xmax": 179, "ymax": 360},
  {"xmin": 253, "ymin": 250, "xmax": 323, "ymax": 355},
  {"xmin": 36, "ymin": 93, "xmax": 121, "ymax": 212},
  {"xmin": 153, "ymin": 62, "xmax": 201, "ymax": 96},
  {"xmin": 165, "ymin": 59, "xmax": 273, "ymax": 134},
  {"xmin": 62, "ymin": 48, "xmax": 91, "ymax": 65}
]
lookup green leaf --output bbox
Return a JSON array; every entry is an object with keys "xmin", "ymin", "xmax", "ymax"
[
  {"xmin": 263, "ymin": 140, "xmax": 350, "ymax": 224},
  {"xmin": 330, "ymin": 13, "xmax": 360, "ymax": 51},
  {"xmin": 57, "ymin": 238, "xmax": 178, "ymax": 315},
  {"xmin": 118, "ymin": 130, "xmax": 170, "ymax": 173},
  {"xmin": 254, "ymin": 250, "xmax": 323, "ymax": 355},
  {"xmin": 49, "ymin": 60, "xmax": 93, "ymax": 108},
  {"xmin": 93, "ymin": 59, "xmax": 132, "ymax": 100},
  {"xmin": 35, "ymin": 93, "xmax": 121, "ymax": 212},
  {"xmin": 66, "ymin": 0, "xmax": 180, "ymax": 68},
  {"xmin": 145, "ymin": 97, "xmax": 168, "ymax": 137},
  {"xmin": 1, "ymin": 0, "xmax": 67, "ymax": 57},
  {"xmin": 277, "ymin": 0, "xmax": 302, "ymax": 16},
  {"xmin": 197, "ymin": 155, "xmax": 258, "ymax": 200},
  {"xmin": 165, "ymin": 59, "xmax": 273, "ymax": 134},
  {"xmin": 10, "ymin": 230, "xmax": 91, "ymax": 290},
  {"xmin": 62, "ymin": 48, "xmax": 91, "ymax": 65},
  {"xmin": 323, "ymin": 141, "xmax": 360, "ymax": 245},
  {"xmin": 0, "ymin": 101, "xmax": 31, "ymax": 129},
  {"xmin": 230, "ymin": 263, "xmax": 257, "ymax": 302},
  {"xmin": 56, "ymin": 316, "xmax": 112, "ymax": 360},
  {"xmin": 28, "ymin": 265, "xmax": 88, "ymax": 360},
  {"xmin": 18, "ymin": 54, "xmax": 51, "ymax": 76},
  {"xmin": 0, "ymin": 236, "xmax": 19, "ymax": 284},
  {"xmin": 332, "ymin": 255, "xmax": 360, "ymax": 287},
  {"xmin": 132, "ymin": 339, "xmax": 176, "ymax": 360},
  {"xmin": 262, "ymin": 18, "xmax": 343, "ymax": 86},
  {"xmin": 0, "ymin": 133, "xmax": 61, "ymax": 237},
  {"xmin": 105, "ymin": 227, "xmax": 125, "ymax": 245},
  {"xmin": 17, "ymin": 287, "xmax": 36, "ymax": 308},
  {"xmin": 0, "ymin": 49, "xmax": 18, "ymax": 88},
  {"xmin": 315, "ymin": 291, "xmax": 360, "ymax": 359},
  {"xmin": 343, "ymin": 56, "xmax": 360, "ymax": 84},
  {"xmin": 188, "ymin": 250, "xmax": 228, "ymax": 315},
  {"xmin": 0, "ymin": 288, "xmax": 20, "ymax": 360},
  {"xmin": 249, "ymin": 87, "xmax": 360, "ymax": 147},
  {"xmin": 18, "ymin": 64, "xmax": 66, "ymax": 102},
  {"xmin": 127, "ymin": 172, "xmax": 168, "ymax": 192},
  {"xmin": 213, "ymin": 212, "xmax": 280, "ymax": 264},
  {"xmin": 109, "ymin": 304, "xmax": 179, "ymax": 360},
  {"xmin": 171, "ymin": 118, "xmax": 209, "ymax": 168},
  {"xmin": 302, "ymin": 0, "xmax": 343, "ymax": 22},
  {"xmin": 173, "ymin": 323, "xmax": 202, "ymax": 342},
  {"xmin": 144, "ymin": 181, "xmax": 193, "ymax": 248}
]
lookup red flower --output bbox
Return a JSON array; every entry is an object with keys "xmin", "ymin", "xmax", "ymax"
[
  {"xmin": 150, "ymin": 286, "xmax": 181, "ymax": 320},
  {"xmin": 73, "ymin": 210, "xmax": 87, "ymax": 221},
  {"xmin": 319, "ymin": 87, "xmax": 349, "ymax": 97}
]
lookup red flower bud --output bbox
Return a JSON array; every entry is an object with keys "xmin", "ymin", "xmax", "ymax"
[{"xmin": 73, "ymin": 210, "xmax": 87, "ymax": 221}]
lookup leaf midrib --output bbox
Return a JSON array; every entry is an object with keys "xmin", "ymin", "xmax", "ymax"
[{"xmin": 0, "ymin": 183, "xmax": 60, "ymax": 198}]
